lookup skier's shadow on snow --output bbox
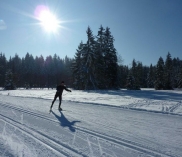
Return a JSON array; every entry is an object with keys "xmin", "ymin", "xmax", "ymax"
[{"xmin": 51, "ymin": 111, "xmax": 80, "ymax": 132}]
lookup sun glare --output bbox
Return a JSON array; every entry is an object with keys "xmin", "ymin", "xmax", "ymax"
[
  {"xmin": 35, "ymin": 5, "xmax": 60, "ymax": 33},
  {"xmin": 39, "ymin": 10, "xmax": 59, "ymax": 32}
]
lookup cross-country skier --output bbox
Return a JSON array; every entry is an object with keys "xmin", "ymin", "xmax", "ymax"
[{"xmin": 50, "ymin": 81, "xmax": 71, "ymax": 112}]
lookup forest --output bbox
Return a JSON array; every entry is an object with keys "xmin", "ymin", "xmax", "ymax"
[{"xmin": 0, "ymin": 26, "xmax": 182, "ymax": 90}]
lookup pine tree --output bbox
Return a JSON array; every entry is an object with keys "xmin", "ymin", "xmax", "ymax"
[
  {"xmin": 4, "ymin": 69, "xmax": 16, "ymax": 90},
  {"xmin": 22, "ymin": 53, "xmax": 35, "ymax": 88},
  {"xmin": 0, "ymin": 53, "xmax": 7, "ymax": 87},
  {"xmin": 81, "ymin": 26, "xmax": 97, "ymax": 89},
  {"xmin": 178, "ymin": 63, "xmax": 182, "ymax": 88},
  {"xmin": 164, "ymin": 52, "xmax": 173, "ymax": 89},
  {"xmin": 95, "ymin": 25, "xmax": 106, "ymax": 89},
  {"xmin": 34, "ymin": 55, "xmax": 45, "ymax": 88},
  {"xmin": 117, "ymin": 65, "xmax": 129, "ymax": 88},
  {"xmin": 155, "ymin": 57, "xmax": 165, "ymax": 90},
  {"xmin": 64, "ymin": 56, "xmax": 73, "ymax": 86},
  {"xmin": 136, "ymin": 62, "xmax": 143, "ymax": 88},
  {"xmin": 126, "ymin": 74, "xmax": 136, "ymax": 90},
  {"xmin": 10, "ymin": 54, "xmax": 22, "ymax": 87},
  {"xmin": 103, "ymin": 27, "xmax": 118, "ymax": 89},
  {"xmin": 147, "ymin": 64, "xmax": 154, "ymax": 88},
  {"xmin": 45, "ymin": 55, "xmax": 54, "ymax": 88},
  {"xmin": 72, "ymin": 26, "xmax": 119, "ymax": 90},
  {"xmin": 142, "ymin": 66, "xmax": 149, "ymax": 88},
  {"xmin": 172, "ymin": 57, "xmax": 181, "ymax": 88},
  {"xmin": 126, "ymin": 59, "xmax": 140, "ymax": 90},
  {"xmin": 53, "ymin": 54, "xmax": 60, "ymax": 85},
  {"xmin": 72, "ymin": 41, "xmax": 85, "ymax": 89}
]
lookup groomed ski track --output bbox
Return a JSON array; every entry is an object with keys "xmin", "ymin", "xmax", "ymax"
[{"xmin": 0, "ymin": 95, "xmax": 182, "ymax": 157}]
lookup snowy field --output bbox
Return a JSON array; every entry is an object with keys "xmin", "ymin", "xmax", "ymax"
[{"xmin": 0, "ymin": 88, "xmax": 182, "ymax": 156}]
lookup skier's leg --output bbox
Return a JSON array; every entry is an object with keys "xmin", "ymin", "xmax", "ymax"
[
  {"xmin": 58, "ymin": 95, "xmax": 62, "ymax": 110},
  {"xmin": 51, "ymin": 93, "xmax": 58, "ymax": 108}
]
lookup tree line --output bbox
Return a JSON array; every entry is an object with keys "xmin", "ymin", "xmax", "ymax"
[
  {"xmin": 122, "ymin": 53, "xmax": 182, "ymax": 90},
  {"xmin": 0, "ymin": 53, "xmax": 73, "ymax": 89},
  {"xmin": 0, "ymin": 26, "xmax": 182, "ymax": 90}
]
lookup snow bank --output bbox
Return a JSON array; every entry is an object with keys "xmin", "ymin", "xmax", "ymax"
[{"xmin": 0, "ymin": 88, "xmax": 182, "ymax": 115}]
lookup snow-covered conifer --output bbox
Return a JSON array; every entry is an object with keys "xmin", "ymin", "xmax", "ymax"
[
  {"xmin": 164, "ymin": 52, "xmax": 173, "ymax": 89},
  {"xmin": 81, "ymin": 26, "xmax": 97, "ymax": 89},
  {"xmin": 4, "ymin": 69, "xmax": 16, "ymax": 90},
  {"xmin": 10, "ymin": 54, "xmax": 22, "ymax": 87},
  {"xmin": 34, "ymin": 55, "xmax": 45, "ymax": 88},
  {"xmin": 0, "ymin": 53, "xmax": 7, "ymax": 87},
  {"xmin": 126, "ymin": 74, "xmax": 137, "ymax": 90},
  {"xmin": 95, "ymin": 25, "xmax": 107, "ymax": 88},
  {"xmin": 72, "ymin": 41, "xmax": 85, "ymax": 89},
  {"xmin": 103, "ymin": 27, "xmax": 118, "ymax": 89},
  {"xmin": 178, "ymin": 63, "xmax": 182, "ymax": 88},
  {"xmin": 155, "ymin": 57, "xmax": 165, "ymax": 90},
  {"xmin": 147, "ymin": 64, "xmax": 154, "ymax": 88}
]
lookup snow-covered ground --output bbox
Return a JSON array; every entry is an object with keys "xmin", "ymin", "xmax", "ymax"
[{"xmin": 0, "ymin": 88, "xmax": 182, "ymax": 156}]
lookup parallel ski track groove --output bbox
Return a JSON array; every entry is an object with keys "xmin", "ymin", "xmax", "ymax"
[
  {"xmin": 0, "ymin": 113, "xmax": 85, "ymax": 157},
  {"xmin": 169, "ymin": 101, "xmax": 182, "ymax": 112},
  {"xmin": 0, "ymin": 103, "xmax": 175, "ymax": 157}
]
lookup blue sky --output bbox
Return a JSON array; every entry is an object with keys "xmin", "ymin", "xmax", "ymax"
[{"xmin": 0, "ymin": 0, "xmax": 182, "ymax": 66}]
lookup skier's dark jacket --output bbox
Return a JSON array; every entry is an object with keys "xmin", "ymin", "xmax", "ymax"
[{"xmin": 56, "ymin": 85, "xmax": 70, "ymax": 95}]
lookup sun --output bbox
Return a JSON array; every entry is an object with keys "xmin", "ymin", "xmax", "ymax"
[
  {"xmin": 35, "ymin": 5, "xmax": 60, "ymax": 33},
  {"xmin": 39, "ymin": 10, "xmax": 59, "ymax": 32}
]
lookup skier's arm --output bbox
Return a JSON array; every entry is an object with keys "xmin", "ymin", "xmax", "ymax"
[{"xmin": 64, "ymin": 86, "xmax": 71, "ymax": 92}]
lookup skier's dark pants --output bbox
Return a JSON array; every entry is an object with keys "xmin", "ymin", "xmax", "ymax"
[{"xmin": 51, "ymin": 92, "xmax": 62, "ymax": 109}]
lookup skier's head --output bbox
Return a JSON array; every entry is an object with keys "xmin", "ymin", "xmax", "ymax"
[{"xmin": 61, "ymin": 81, "xmax": 64, "ymax": 85}]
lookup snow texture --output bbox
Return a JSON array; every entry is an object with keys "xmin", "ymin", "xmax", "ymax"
[{"xmin": 0, "ymin": 88, "xmax": 182, "ymax": 157}]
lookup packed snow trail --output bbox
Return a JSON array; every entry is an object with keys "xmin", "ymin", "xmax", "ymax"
[{"xmin": 0, "ymin": 95, "xmax": 182, "ymax": 157}]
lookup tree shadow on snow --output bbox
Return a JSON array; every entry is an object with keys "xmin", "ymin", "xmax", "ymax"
[{"xmin": 51, "ymin": 111, "xmax": 80, "ymax": 132}]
